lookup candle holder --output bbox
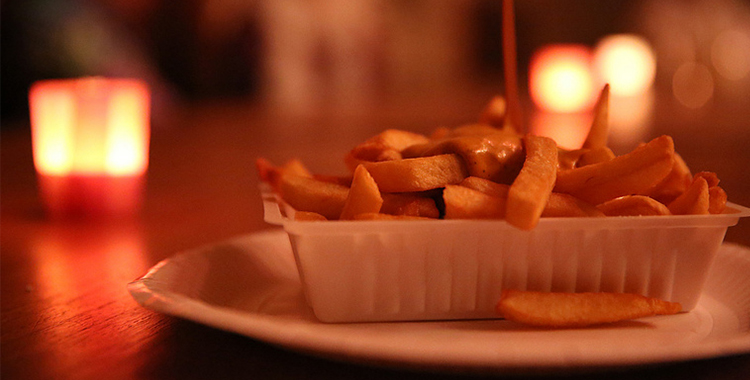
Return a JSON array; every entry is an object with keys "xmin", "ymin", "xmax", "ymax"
[{"xmin": 29, "ymin": 77, "xmax": 150, "ymax": 218}]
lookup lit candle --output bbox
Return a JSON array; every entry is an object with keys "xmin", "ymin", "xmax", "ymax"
[{"xmin": 29, "ymin": 77, "xmax": 150, "ymax": 218}]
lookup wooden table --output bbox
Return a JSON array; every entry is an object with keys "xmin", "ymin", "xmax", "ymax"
[{"xmin": 2, "ymin": 90, "xmax": 749, "ymax": 379}]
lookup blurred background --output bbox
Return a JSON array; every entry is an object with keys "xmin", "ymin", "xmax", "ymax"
[{"xmin": 3, "ymin": 0, "xmax": 750, "ymax": 128}]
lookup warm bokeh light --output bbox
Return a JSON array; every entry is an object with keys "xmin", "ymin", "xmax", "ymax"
[
  {"xmin": 529, "ymin": 112, "xmax": 592, "ymax": 150},
  {"xmin": 672, "ymin": 62, "xmax": 714, "ymax": 109},
  {"xmin": 711, "ymin": 29, "xmax": 750, "ymax": 81},
  {"xmin": 609, "ymin": 90, "xmax": 655, "ymax": 150},
  {"xmin": 529, "ymin": 45, "xmax": 597, "ymax": 113},
  {"xmin": 29, "ymin": 77, "xmax": 150, "ymax": 176},
  {"xmin": 593, "ymin": 34, "xmax": 657, "ymax": 96}
]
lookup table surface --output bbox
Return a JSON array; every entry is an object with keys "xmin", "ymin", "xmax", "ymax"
[{"xmin": 3, "ymin": 88, "xmax": 750, "ymax": 380}]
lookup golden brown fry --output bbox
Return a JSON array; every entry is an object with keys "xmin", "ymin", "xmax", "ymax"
[
  {"xmin": 708, "ymin": 186, "xmax": 728, "ymax": 214},
  {"xmin": 294, "ymin": 211, "xmax": 328, "ymax": 221},
  {"xmin": 582, "ymin": 84, "xmax": 610, "ymax": 149},
  {"xmin": 459, "ymin": 176, "xmax": 510, "ymax": 198},
  {"xmin": 576, "ymin": 146, "xmax": 616, "ymax": 167},
  {"xmin": 506, "ymin": 135, "xmax": 558, "ymax": 230},
  {"xmin": 693, "ymin": 171, "xmax": 720, "ymax": 187},
  {"xmin": 282, "ymin": 158, "xmax": 313, "ymax": 178},
  {"xmin": 352, "ymin": 213, "xmax": 435, "ymax": 221},
  {"xmin": 496, "ymin": 290, "xmax": 682, "ymax": 328},
  {"xmin": 596, "ymin": 195, "xmax": 671, "ymax": 216},
  {"xmin": 381, "ymin": 193, "xmax": 440, "ymax": 218},
  {"xmin": 340, "ymin": 165, "xmax": 383, "ymax": 220},
  {"xmin": 443, "ymin": 185, "xmax": 506, "ymax": 219},
  {"xmin": 362, "ymin": 154, "xmax": 468, "ymax": 193},
  {"xmin": 461, "ymin": 176, "xmax": 601, "ymax": 218},
  {"xmin": 280, "ymin": 173, "xmax": 349, "ymax": 220},
  {"xmin": 555, "ymin": 135, "xmax": 675, "ymax": 205},
  {"xmin": 668, "ymin": 176, "xmax": 710, "ymax": 215},
  {"xmin": 692, "ymin": 172, "xmax": 726, "ymax": 214},
  {"xmin": 313, "ymin": 174, "xmax": 353, "ymax": 187},
  {"xmin": 257, "ymin": 157, "xmax": 312, "ymax": 192},
  {"xmin": 345, "ymin": 129, "xmax": 431, "ymax": 170},
  {"xmin": 648, "ymin": 152, "xmax": 692, "ymax": 205},
  {"xmin": 543, "ymin": 193, "xmax": 604, "ymax": 217}
]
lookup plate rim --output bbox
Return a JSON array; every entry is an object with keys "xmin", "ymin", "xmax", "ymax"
[{"xmin": 127, "ymin": 230, "xmax": 750, "ymax": 372}]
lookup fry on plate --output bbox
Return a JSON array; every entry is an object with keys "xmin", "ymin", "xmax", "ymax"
[{"xmin": 497, "ymin": 289, "xmax": 682, "ymax": 328}]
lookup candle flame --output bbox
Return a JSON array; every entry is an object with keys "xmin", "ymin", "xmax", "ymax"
[{"xmin": 29, "ymin": 77, "xmax": 150, "ymax": 176}]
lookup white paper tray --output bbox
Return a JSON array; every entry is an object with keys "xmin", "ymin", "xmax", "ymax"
[{"xmin": 263, "ymin": 188, "xmax": 750, "ymax": 322}]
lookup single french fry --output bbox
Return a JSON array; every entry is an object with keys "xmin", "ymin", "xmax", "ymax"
[
  {"xmin": 555, "ymin": 135, "xmax": 675, "ymax": 205},
  {"xmin": 693, "ymin": 171, "xmax": 720, "ymax": 187},
  {"xmin": 692, "ymin": 172, "xmax": 726, "ymax": 214},
  {"xmin": 352, "ymin": 213, "xmax": 435, "ymax": 221},
  {"xmin": 282, "ymin": 158, "xmax": 313, "ymax": 178},
  {"xmin": 668, "ymin": 176, "xmax": 710, "ymax": 215},
  {"xmin": 708, "ymin": 186, "xmax": 728, "ymax": 214},
  {"xmin": 362, "ymin": 154, "xmax": 468, "ymax": 193},
  {"xmin": 459, "ymin": 176, "xmax": 511, "ymax": 198},
  {"xmin": 444, "ymin": 185, "xmax": 506, "ymax": 219},
  {"xmin": 543, "ymin": 193, "xmax": 605, "ymax": 217},
  {"xmin": 345, "ymin": 129, "xmax": 431, "ymax": 170},
  {"xmin": 294, "ymin": 211, "xmax": 328, "ymax": 221},
  {"xmin": 576, "ymin": 146, "xmax": 615, "ymax": 167},
  {"xmin": 257, "ymin": 157, "xmax": 313, "ymax": 192},
  {"xmin": 313, "ymin": 174, "xmax": 353, "ymax": 187},
  {"xmin": 596, "ymin": 195, "xmax": 671, "ymax": 216},
  {"xmin": 280, "ymin": 173, "xmax": 349, "ymax": 220},
  {"xmin": 381, "ymin": 193, "xmax": 440, "ymax": 218},
  {"xmin": 648, "ymin": 152, "xmax": 692, "ymax": 205},
  {"xmin": 582, "ymin": 84, "xmax": 610, "ymax": 149},
  {"xmin": 506, "ymin": 135, "xmax": 558, "ymax": 230},
  {"xmin": 497, "ymin": 290, "xmax": 682, "ymax": 328},
  {"xmin": 340, "ymin": 165, "xmax": 384, "ymax": 220}
]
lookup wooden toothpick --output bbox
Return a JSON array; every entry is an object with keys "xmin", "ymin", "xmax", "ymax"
[{"xmin": 502, "ymin": 0, "xmax": 523, "ymax": 132}]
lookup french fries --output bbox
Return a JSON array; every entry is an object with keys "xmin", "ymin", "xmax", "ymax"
[
  {"xmin": 444, "ymin": 184, "xmax": 507, "ymax": 219},
  {"xmin": 554, "ymin": 135, "xmax": 675, "ymax": 205},
  {"xmin": 506, "ymin": 135, "xmax": 558, "ymax": 230},
  {"xmin": 279, "ymin": 173, "xmax": 348, "ymax": 220},
  {"xmin": 362, "ymin": 154, "xmax": 468, "ymax": 193},
  {"xmin": 339, "ymin": 165, "xmax": 383, "ymax": 220},
  {"xmin": 497, "ymin": 290, "xmax": 682, "ymax": 328},
  {"xmin": 259, "ymin": 92, "xmax": 729, "ymax": 225}
]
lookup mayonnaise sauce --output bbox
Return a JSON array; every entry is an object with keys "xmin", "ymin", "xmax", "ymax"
[{"xmin": 402, "ymin": 124, "xmax": 525, "ymax": 184}]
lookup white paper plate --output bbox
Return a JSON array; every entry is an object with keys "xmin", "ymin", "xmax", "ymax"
[{"xmin": 128, "ymin": 230, "xmax": 750, "ymax": 373}]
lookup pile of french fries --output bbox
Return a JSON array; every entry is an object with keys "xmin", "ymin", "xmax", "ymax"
[
  {"xmin": 257, "ymin": 86, "xmax": 727, "ymax": 231},
  {"xmin": 256, "ymin": 85, "xmax": 733, "ymax": 327}
]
